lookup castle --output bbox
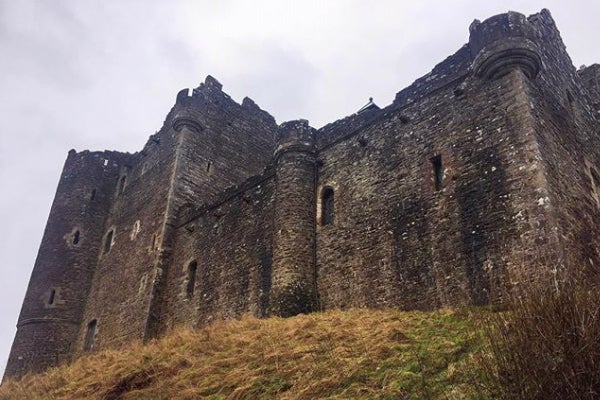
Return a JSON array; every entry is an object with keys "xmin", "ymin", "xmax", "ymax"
[{"xmin": 6, "ymin": 9, "xmax": 600, "ymax": 379}]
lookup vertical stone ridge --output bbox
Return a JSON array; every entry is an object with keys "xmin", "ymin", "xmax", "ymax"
[{"xmin": 270, "ymin": 120, "xmax": 318, "ymax": 317}]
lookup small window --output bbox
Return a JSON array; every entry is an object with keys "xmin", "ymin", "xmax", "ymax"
[
  {"xmin": 72, "ymin": 230, "xmax": 80, "ymax": 245},
  {"xmin": 186, "ymin": 261, "xmax": 198, "ymax": 299},
  {"xmin": 206, "ymin": 161, "xmax": 212, "ymax": 173},
  {"xmin": 48, "ymin": 289, "xmax": 56, "ymax": 305},
  {"xmin": 117, "ymin": 176, "xmax": 126, "ymax": 195},
  {"xmin": 321, "ymin": 187, "xmax": 335, "ymax": 226},
  {"xmin": 90, "ymin": 188, "xmax": 96, "ymax": 201},
  {"xmin": 566, "ymin": 89, "xmax": 574, "ymax": 105},
  {"xmin": 591, "ymin": 166, "xmax": 600, "ymax": 189},
  {"xmin": 104, "ymin": 230, "xmax": 114, "ymax": 254},
  {"xmin": 431, "ymin": 155, "xmax": 443, "ymax": 191},
  {"xmin": 590, "ymin": 166, "xmax": 600, "ymax": 207},
  {"xmin": 130, "ymin": 220, "xmax": 141, "ymax": 240},
  {"xmin": 84, "ymin": 319, "xmax": 97, "ymax": 351}
]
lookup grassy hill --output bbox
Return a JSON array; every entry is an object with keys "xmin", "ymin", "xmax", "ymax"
[{"xmin": 0, "ymin": 308, "xmax": 490, "ymax": 399}]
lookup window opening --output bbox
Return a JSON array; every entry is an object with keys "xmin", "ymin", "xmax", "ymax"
[
  {"xmin": 186, "ymin": 261, "xmax": 198, "ymax": 299},
  {"xmin": 48, "ymin": 289, "xmax": 56, "ymax": 305},
  {"xmin": 104, "ymin": 230, "xmax": 114, "ymax": 254},
  {"xmin": 206, "ymin": 161, "xmax": 212, "ymax": 173},
  {"xmin": 567, "ymin": 89, "xmax": 574, "ymax": 105},
  {"xmin": 591, "ymin": 167, "xmax": 600, "ymax": 189},
  {"xmin": 130, "ymin": 220, "xmax": 141, "ymax": 240},
  {"xmin": 321, "ymin": 187, "xmax": 335, "ymax": 226},
  {"xmin": 117, "ymin": 176, "xmax": 126, "ymax": 195},
  {"xmin": 84, "ymin": 319, "xmax": 97, "ymax": 351},
  {"xmin": 431, "ymin": 155, "xmax": 443, "ymax": 191},
  {"xmin": 72, "ymin": 230, "xmax": 80, "ymax": 245},
  {"xmin": 90, "ymin": 188, "xmax": 96, "ymax": 201}
]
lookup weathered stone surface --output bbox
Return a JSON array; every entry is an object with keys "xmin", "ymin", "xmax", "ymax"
[{"xmin": 6, "ymin": 9, "xmax": 600, "ymax": 380}]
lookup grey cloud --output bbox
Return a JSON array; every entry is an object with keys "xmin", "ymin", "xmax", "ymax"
[{"xmin": 227, "ymin": 42, "xmax": 319, "ymax": 124}]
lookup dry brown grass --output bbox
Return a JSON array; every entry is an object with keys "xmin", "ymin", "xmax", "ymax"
[
  {"xmin": 483, "ymin": 282, "xmax": 600, "ymax": 400},
  {"xmin": 0, "ymin": 308, "xmax": 487, "ymax": 400}
]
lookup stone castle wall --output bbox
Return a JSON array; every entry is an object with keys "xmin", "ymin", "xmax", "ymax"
[{"xmin": 6, "ymin": 8, "xmax": 600, "ymax": 379}]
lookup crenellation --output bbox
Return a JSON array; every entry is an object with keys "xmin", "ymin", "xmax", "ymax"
[{"xmin": 6, "ymin": 8, "xmax": 600, "ymax": 380}]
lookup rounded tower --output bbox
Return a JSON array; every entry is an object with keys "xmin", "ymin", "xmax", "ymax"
[
  {"xmin": 469, "ymin": 11, "xmax": 542, "ymax": 80},
  {"xmin": 270, "ymin": 120, "xmax": 318, "ymax": 317},
  {"xmin": 5, "ymin": 150, "xmax": 122, "ymax": 379}
]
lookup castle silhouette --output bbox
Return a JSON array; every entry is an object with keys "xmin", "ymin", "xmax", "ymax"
[{"xmin": 6, "ymin": 9, "xmax": 600, "ymax": 379}]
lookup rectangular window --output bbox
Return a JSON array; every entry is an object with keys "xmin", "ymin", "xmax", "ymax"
[
  {"xmin": 186, "ymin": 261, "xmax": 198, "ymax": 299},
  {"xmin": 321, "ymin": 188, "xmax": 335, "ymax": 226},
  {"xmin": 84, "ymin": 320, "xmax": 97, "ymax": 351},
  {"xmin": 431, "ymin": 155, "xmax": 443, "ymax": 191}
]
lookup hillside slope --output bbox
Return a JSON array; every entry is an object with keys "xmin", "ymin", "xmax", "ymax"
[{"xmin": 0, "ymin": 309, "xmax": 487, "ymax": 399}]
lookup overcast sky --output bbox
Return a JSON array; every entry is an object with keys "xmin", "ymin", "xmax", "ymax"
[{"xmin": 1, "ymin": 0, "xmax": 599, "ymax": 377}]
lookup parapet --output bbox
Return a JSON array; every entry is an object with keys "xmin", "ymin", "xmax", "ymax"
[
  {"xmin": 469, "ymin": 11, "xmax": 542, "ymax": 80},
  {"xmin": 274, "ymin": 120, "xmax": 316, "ymax": 161},
  {"xmin": 172, "ymin": 88, "xmax": 203, "ymax": 133}
]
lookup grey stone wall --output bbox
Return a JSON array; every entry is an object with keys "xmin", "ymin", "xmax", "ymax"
[{"xmin": 6, "ymin": 8, "xmax": 600, "ymax": 381}]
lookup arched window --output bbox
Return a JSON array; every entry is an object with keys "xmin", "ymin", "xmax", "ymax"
[
  {"xmin": 186, "ymin": 261, "xmax": 198, "ymax": 299},
  {"xmin": 117, "ymin": 175, "xmax": 126, "ymax": 195},
  {"xmin": 84, "ymin": 319, "xmax": 97, "ymax": 351},
  {"xmin": 72, "ymin": 230, "xmax": 80, "ymax": 245},
  {"xmin": 321, "ymin": 187, "xmax": 335, "ymax": 226},
  {"xmin": 104, "ymin": 230, "xmax": 114, "ymax": 254}
]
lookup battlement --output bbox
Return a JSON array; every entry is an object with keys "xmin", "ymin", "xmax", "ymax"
[{"xmin": 274, "ymin": 119, "xmax": 316, "ymax": 161}]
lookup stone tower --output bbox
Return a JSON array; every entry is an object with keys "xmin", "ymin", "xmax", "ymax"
[
  {"xmin": 4, "ymin": 150, "xmax": 127, "ymax": 376},
  {"xmin": 271, "ymin": 120, "xmax": 318, "ymax": 316}
]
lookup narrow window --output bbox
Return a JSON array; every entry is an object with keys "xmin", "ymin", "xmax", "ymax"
[
  {"xmin": 321, "ymin": 187, "xmax": 335, "ymax": 226},
  {"xmin": 104, "ymin": 230, "xmax": 114, "ymax": 254},
  {"xmin": 591, "ymin": 167, "xmax": 600, "ymax": 189},
  {"xmin": 151, "ymin": 234, "xmax": 157, "ymax": 251},
  {"xmin": 431, "ymin": 155, "xmax": 443, "ymax": 191},
  {"xmin": 90, "ymin": 188, "xmax": 96, "ymax": 201},
  {"xmin": 72, "ymin": 230, "xmax": 80, "ymax": 245},
  {"xmin": 186, "ymin": 261, "xmax": 198, "ymax": 299},
  {"xmin": 84, "ymin": 320, "xmax": 97, "ymax": 351},
  {"xmin": 566, "ymin": 89, "xmax": 574, "ymax": 105},
  {"xmin": 48, "ymin": 289, "xmax": 56, "ymax": 305},
  {"xmin": 589, "ymin": 165, "xmax": 600, "ymax": 208},
  {"xmin": 130, "ymin": 220, "xmax": 141, "ymax": 240},
  {"xmin": 206, "ymin": 161, "xmax": 212, "ymax": 173},
  {"xmin": 117, "ymin": 176, "xmax": 126, "ymax": 195}
]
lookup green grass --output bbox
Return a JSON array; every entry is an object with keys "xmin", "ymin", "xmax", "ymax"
[{"xmin": 0, "ymin": 308, "xmax": 491, "ymax": 399}]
